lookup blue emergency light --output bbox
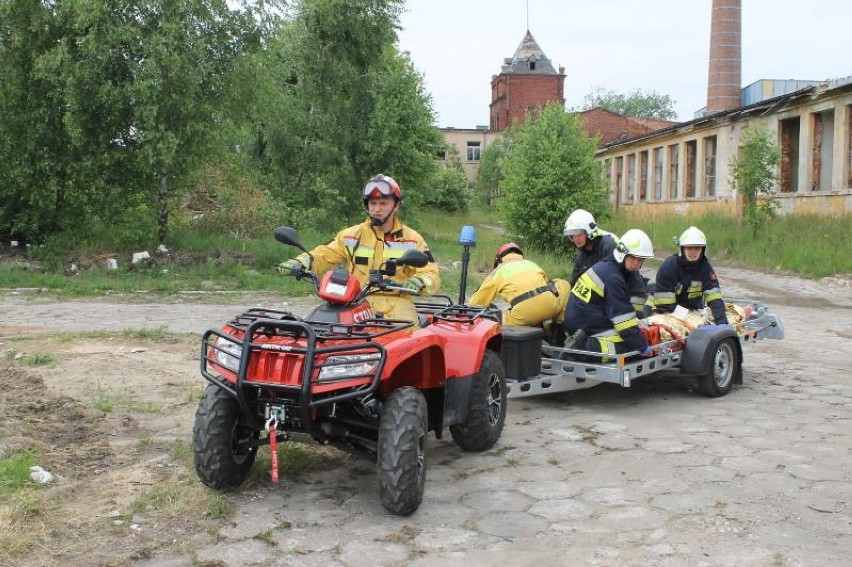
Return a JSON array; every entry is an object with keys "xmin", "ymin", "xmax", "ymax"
[{"xmin": 458, "ymin": 225, "xmax": 476, "ymax": 247}]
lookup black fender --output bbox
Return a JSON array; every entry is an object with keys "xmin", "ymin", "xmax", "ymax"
[
  {"xmin": 680, "ymin": 325, "xmax": 743, "ymax": 384},
  {"xmin": 442, "ymin": 374, "xmax": 473, "ymax": 429}
]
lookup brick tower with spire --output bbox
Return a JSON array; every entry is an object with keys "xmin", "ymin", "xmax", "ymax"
[{"xmin": 489, "ymin": 30, "xmax": 565, "ymax": 132}]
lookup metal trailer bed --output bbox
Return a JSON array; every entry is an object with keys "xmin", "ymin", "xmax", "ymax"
[{"xmin": 506, "ymin": 299, "xmax": 784, "ymax": 399}]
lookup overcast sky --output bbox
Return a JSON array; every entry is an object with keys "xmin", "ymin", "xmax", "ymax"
[{"xmin": 397, "ymin": 0, "xmax": 851, "ymax": 128}]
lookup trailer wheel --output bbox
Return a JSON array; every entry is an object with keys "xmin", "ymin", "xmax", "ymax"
[
  {"xmin": 377, "ymin": 387, "xmax": 427, "ymax": 516},
  {"xmin": 450, "ymin": 350, "xmax": 507, "ymax": 452},
  {"xmin": 193, "ymin": 384, "xmax": 258, "ymax": 489},
  {"xmin": 696, "ymin": 337, "xmax": 739, "ymax": 398}
]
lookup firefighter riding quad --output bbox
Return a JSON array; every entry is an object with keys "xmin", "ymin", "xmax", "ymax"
[{"xmin": 192, "ymin": 227, "xmax": 506, "ymax": 515}]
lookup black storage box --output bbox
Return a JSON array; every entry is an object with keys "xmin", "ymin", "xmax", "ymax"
[{"xmin": 500, "ymin": 325, "xmax": 544, "ymax": 381}]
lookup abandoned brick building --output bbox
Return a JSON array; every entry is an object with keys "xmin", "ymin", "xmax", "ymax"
[{"xmin": 440, "ymin": 0, "xmax": 852, "ymax": 217}]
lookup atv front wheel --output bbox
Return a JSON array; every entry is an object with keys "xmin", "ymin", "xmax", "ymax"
[
  {"xmin": 193, "ymin": 384, "xmax": 258, "ymax": 489},
  {"xmin": 377, "ymin": 387, "xmax": 427, "ymax": 516},
  {"xmin": 450, "ymin": 350, "xmax": 507, "ymax": 452}
]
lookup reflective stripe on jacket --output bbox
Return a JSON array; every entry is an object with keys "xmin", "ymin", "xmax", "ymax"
[
  {"xmin": 469, "ymin": 253, "xmax": 569, "ymax": 326},
  {"xmin": 563, "ymin": 259, "xmax": 647, "ymax": 353},
  {"xmin": 654, "ymin": 253, "xmax": 727, "ymax": 324},
  {"xmin": 296, "ymin": 217, "xmax": 440, "ymax": 325}
]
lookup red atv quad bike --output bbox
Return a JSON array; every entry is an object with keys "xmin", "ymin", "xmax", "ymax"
[{"xmin": 192, "ymin": 226, "xmax": 507, "ymax": 515}]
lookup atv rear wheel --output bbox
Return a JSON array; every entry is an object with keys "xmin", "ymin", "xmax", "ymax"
[
  {"xmin": 696, "ymin": 337, "xmax": 739, "ymax": 398},
  {"xmin": 377, "ymin": 387, "xmax": 427, "ymax": 516},
  {"xmin": 193, "ymin": 384, "xmax": 258, "ymax": 489},
  {"xmin": 450, "ymin": 350, "xmax": 507, "ymax": 452}
]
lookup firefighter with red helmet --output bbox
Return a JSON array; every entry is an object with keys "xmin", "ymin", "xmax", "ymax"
[
  {"xmin": 277, "ymin": 174, "xmax": 440, "ymax": 327},
  {"xmin": 468, "ymin": 243, "xmax": 570, "ymax": 327}
]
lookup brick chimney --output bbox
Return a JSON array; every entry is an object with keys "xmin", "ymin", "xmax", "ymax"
[{"xmin": 706, "ymin": 0, "xmax": 742, "ymax": 114}]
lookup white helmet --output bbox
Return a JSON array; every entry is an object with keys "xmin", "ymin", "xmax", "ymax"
[
  {"xmin": 677, "ymin": 226, "xmax": 707, "ymax": 248},
  {"xmin": 613, "ymin": 229, "xmax": 654, "ymax": 262},
  {"xmin": 563, "ymin": 209, "xmax": 596, "ymax": 237}
]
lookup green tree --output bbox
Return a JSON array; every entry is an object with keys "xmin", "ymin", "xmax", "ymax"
[
  {"xmin": 421, "ymin": 145, "xmax": 470, "ymax": 212},
  {"xmin": 581, "ymin": 86, "xmax": 677, "ymax": 121},
  {"xmin": 0, "ymin": 0, "xmax": 259, "ymax": 244},
  {"xmin": 0, "ymin": 1, "xmax": 70, "ymax": 241},
  {"xmin": 241, "ymin": 0, "xmax": 442, "ymax": 226},
  {"xmin": 473, "ymin": 137, "xmax": 509, "ymax": 207},
  {"xmin": 729, "ymin": 123, "xmax": 780, "ymax": 237},
  {"xmin": 499, "ymin": 102, "xmax": 609, "ymax": 255}
]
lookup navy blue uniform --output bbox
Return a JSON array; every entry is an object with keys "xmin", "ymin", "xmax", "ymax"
[
  {"xmin": 655, "ymin": 254, "xmax": 728, "ymax": 324},
  {"xmin": 563, "ymin": 259, "xmax": 648, "ymax": 355},
  {"xmin": 572, "ymin": 233, "xmax": 650, "ymax": 318}
]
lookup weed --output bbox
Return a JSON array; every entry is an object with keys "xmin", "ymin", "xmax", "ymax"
[
  {"xmin": 253, "ymin": 530, "xmax": 277, "ymax": 546},
  {"xmin": 574, "ymin": 425, "xmax": 600, "ymax": 444},
  {"xmin": 547, "ymin": 458, "xmax": 559, "ymax": 466},
  {"xmin": 169, "ymin": 439, "xmax": 192, "ymax": 467},
  {"xmin": 204, "ymin": 493, "xmax": 231, "ymax": 519}
]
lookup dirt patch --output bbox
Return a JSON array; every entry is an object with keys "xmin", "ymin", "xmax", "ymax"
[{"xmin": 0, "ymin": 336, "xmax": 221, "ymax": 566}]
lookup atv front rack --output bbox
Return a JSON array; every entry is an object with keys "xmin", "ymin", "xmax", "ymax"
[
  {"xmin": 223, "ymin": 307, "xmax": 413, "ymax": 341},
  {"xmin": 201, "ymin": 314, "xmax": 413, "ymax": 431}
]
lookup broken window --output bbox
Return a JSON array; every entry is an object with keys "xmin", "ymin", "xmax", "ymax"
[
  {"xmin": 780, "ymin": 116, "xmax": 800, "ymax": 192},
  {"xmin": 639, "ymin": 151, "xmax": 648, "ymax": 201},
  {"xmin": 811, "ymin": 109, "xmax": 835, "ymax": 191},
  {"xmin": 704, "ymin": 135, "xmax": 717, "ymax": 196},
  {"xmin": 626, "ymin": 154, "xmax": 636, "ymax": 203},
  {"xmin": 654, "ymin": 147, "xmax": 664, "ymax": 200},
  {"xmin": 615, "ymin": 156, "xmax": 624, "ymax": 207},
  {"xmin": 847, "ymin": 105, "xmax": 852, "ymax": 188},
  {"xmin": 668, "ymin": 144, "xmax": 680, "ymax": 199},
  {"xmin": 466, "ymin": 141, "xmax": 481, "ymax": 162},
  {"xmin": 685, "ymin": 140, "xmax": 697, "ymax": 198}
]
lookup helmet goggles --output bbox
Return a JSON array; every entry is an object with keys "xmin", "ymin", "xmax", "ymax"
[{"xmin": 363, "ymin": 180, "xmax": 400, "ymax": 201}]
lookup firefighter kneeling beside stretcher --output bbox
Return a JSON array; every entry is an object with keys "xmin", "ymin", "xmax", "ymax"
[
  {"xmin": 562, "ymin": 229, "xmax": 654, "ymax": 357},
  {"xmin": 468, "ymin": 243, "xmax": 570, "ymax": 329}
]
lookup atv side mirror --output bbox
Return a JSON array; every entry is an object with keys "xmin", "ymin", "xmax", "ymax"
[
  {"xmin": 396, "ymin": 249, "xmax": 429, "ymax": 268},
  {"xmin": 274, "ymin": 227, "xmax": 308, "ymax": 253}
]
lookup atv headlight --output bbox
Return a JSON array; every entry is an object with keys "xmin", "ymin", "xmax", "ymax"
[
  {"xmin": 318, "ymin": 353, "xmax": 381, "ymax": 381},
  {"xmin": 214, "ymin": 336, "xmax": 242, "ymax": 372}
]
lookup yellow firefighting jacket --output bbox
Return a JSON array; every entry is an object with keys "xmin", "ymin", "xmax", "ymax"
[
  {"xmin": 296, "ymin": 217, "xmax": 440, "ymax": 327},
  {"xmin": 468, "ymin": 253, "xmax": 569, "ymax": 326}
]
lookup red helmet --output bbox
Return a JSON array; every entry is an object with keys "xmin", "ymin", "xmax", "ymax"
[
  {"xmin": 494, "ymin": 242, "xmax": 523, "ymax": 268},
  {"xmin": 362, "ymin": 174, "xmax": 402, "ymax": 204}
]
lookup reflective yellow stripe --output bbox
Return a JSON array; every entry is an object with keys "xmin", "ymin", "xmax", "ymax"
[
  {"xmin": 498, "ymin": 260, "xmax": 540, "ymax": 278},
  {"xmin": 705, "ymin": 291, "xmax": 723, "ymax": 303},
  {"xmin": 571, "ymin": 271, "xmax": 604, "ymax": 303},
  {"xmin": 613, "ymin": 314, "xmax": 639, "ymax": 332}
]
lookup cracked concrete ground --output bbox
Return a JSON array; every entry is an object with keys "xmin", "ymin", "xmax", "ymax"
[{"xmin": 1, "ymin": 267, "xmax": 850, "ymax": 566}]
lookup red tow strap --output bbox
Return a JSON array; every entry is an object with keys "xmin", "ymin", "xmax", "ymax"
[{"xmin": 268, "ymin": 419, "xmax": 279, "ymax": 483}]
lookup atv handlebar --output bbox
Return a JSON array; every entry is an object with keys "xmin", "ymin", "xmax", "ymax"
[{"xmin": 280, "ymin": 265, "xmax": 417, "ymax": 302}]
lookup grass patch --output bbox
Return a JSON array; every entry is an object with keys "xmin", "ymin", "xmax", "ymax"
[
  {"xmin": 4, "ymin": 350, "xmax": 57, "ymax": 367},
  {"xmin": 3, "ymin": 209, "xmax": 849, "ymax": 300},
  {"xmin": 92, "ymin": 383, "xmax": 161, "ymax": 415},
  {"xmin": 0, "ymin": 451, "xmax": 37, "ymax": 496},
  {"xmin": 245, "ymin": 442, "xmax": 342, "ymax": 487},
  {"xmin": 0, "ymin": 489, "xmax": 54, "ymax": 559}
]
